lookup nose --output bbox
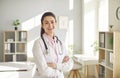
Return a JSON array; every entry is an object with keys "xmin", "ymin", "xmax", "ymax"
[{"xmin": 48, "ymin": 22, "xmax": 53, "ymax": 28}]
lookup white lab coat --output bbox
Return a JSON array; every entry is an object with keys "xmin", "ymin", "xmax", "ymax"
[{"xmin": 32, "ymin": 34, "xmax": 73, "ymax": 78}]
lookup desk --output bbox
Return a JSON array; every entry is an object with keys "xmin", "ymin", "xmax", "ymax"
[
  {"xmin": 0, "ymin": 62, "xmax": 36, "ymax": 78},
  {"xmin": 73, "ymin": 54, "xmax": 98, "ymax": 78}
]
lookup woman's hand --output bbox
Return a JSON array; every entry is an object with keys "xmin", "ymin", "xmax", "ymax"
[
  {"xmin": 47, "ymin": 63, "xmax": 57, "ymax": 69},
  {"xmin": 62, "ymin": 56, "xmax": 70, "ymax": 63}
]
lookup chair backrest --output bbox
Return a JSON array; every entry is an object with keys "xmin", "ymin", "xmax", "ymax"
[{"xmin": 72, "ymin": 57, "xmax": 82, "ymax": 70}]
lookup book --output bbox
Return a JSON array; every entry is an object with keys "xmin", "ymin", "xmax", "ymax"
[
  {"xmin": 99, "ymin": 65, "xmax": 105, "ymax": 78},
  {"xmin": 21, "ymin": 32, "xmax": 26, "ymax": 41},
  {"xmin": 7, "ymin": 43, "xmax": 10, "ymax": 53},
  {"xmin": 110, "ymin": 52, "xmax": 113, "ymax": 64},
  {"xmin": 100, "ymin": 33, "xmax": 105, "ymax": 48}
]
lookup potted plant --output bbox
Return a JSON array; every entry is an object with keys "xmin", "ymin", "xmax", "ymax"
[
  {"xmin": 91, "ymin": 41, "xmax": 99, "ymax": 56},
  {"xmin": 13, "ymin": 19, "xmax": 21, "ymax": 30}
]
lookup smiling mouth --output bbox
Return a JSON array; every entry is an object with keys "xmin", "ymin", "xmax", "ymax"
[{"xmin": 48, "ymin": 28, "xmax": 53, "ymax": 30}]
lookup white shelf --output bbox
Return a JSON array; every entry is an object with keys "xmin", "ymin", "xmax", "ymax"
[{"xmin": 3, "ymin": 30, "xmax": 27, "ymax": 62}]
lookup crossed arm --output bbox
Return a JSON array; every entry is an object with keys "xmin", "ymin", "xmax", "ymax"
[{"xmin": 47, "ymin": 56, "xmax": 70, "ymax": 69}]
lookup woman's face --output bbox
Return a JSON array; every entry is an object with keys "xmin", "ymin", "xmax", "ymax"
[{"xmin": 42, "ymin": 16, "xmax": 56, "ymax": 37}]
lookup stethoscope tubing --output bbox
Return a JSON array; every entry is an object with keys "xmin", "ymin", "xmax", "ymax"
[{"xmin": 41, "ymin": 35, "xmax": 63, "ymax": 55}]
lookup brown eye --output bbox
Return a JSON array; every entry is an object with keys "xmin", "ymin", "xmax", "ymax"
[
  {"xmin": 44, "ymin": 21, "xmax": 49, "ymax": 24},
  {"xmin": 51, "ymin": 21, "xmax": 54, "ymax": 24},
  {"xmin": 45, "ymin": 22, "xmax": 48, "ymax": 24},
  {"xmin": 51, "ymin": 21, "xmax": 55, "ymax": 24}
]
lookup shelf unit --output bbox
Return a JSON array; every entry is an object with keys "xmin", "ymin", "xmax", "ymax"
[
  {"xmin": 98, "ymin": 31, "xmax": 120, "ymax": 78},
  {"xmin": 3, "ymin": 30, "xmax": 27, "ymax": 62}
]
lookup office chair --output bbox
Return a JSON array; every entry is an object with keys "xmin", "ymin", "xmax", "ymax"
[{"xmin": 67, "ymin": 58, "xmax": 82, "ymax": 78}]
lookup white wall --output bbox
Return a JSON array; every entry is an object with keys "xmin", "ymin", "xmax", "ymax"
[
  {"xmin": 0, "ymin": 0, "xmax": 82, "ymax": 61},
  {"xmin": 98, "ymin": 0, "xmax": 120, "ymax": 31},
  {"xmin": 83, "ymin": 0, "xmax": 120, "ymax": 56},
  {"xmin": 109, "ymin": 0, "xmax": 120, "ymax": 31}
]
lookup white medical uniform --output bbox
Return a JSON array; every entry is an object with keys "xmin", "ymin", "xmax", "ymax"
[{"xmin": 32, "ymin": 34, "xmax": 73, "ymax": 78}]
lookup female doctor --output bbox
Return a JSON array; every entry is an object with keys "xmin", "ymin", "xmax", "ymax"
[{"xmin": 32, "ymin": 12, "xmax": 73, "ymax": 78}]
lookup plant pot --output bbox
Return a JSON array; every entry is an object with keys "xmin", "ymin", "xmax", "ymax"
[
  {"xmin": 15, "ymin": 27, "xmax": 18, "ymax": 30},
  {"xmin": 109, "ymin": 25, "xmax": 113, "ymax": 32}
]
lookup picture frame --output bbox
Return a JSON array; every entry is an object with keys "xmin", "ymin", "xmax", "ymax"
[{"xmin": 58, "ymin": 16, "xmax": 68, "ymax": 29}]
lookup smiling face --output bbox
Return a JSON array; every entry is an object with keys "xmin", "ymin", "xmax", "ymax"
[{"xmin": 42, "ymin": 16, "xmax": 56, "ymax": 37}]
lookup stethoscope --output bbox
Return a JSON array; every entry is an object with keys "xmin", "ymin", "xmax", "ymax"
[{"xmin": 41, "ymin": 35, "xmax": 63, "ymax": 55}]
